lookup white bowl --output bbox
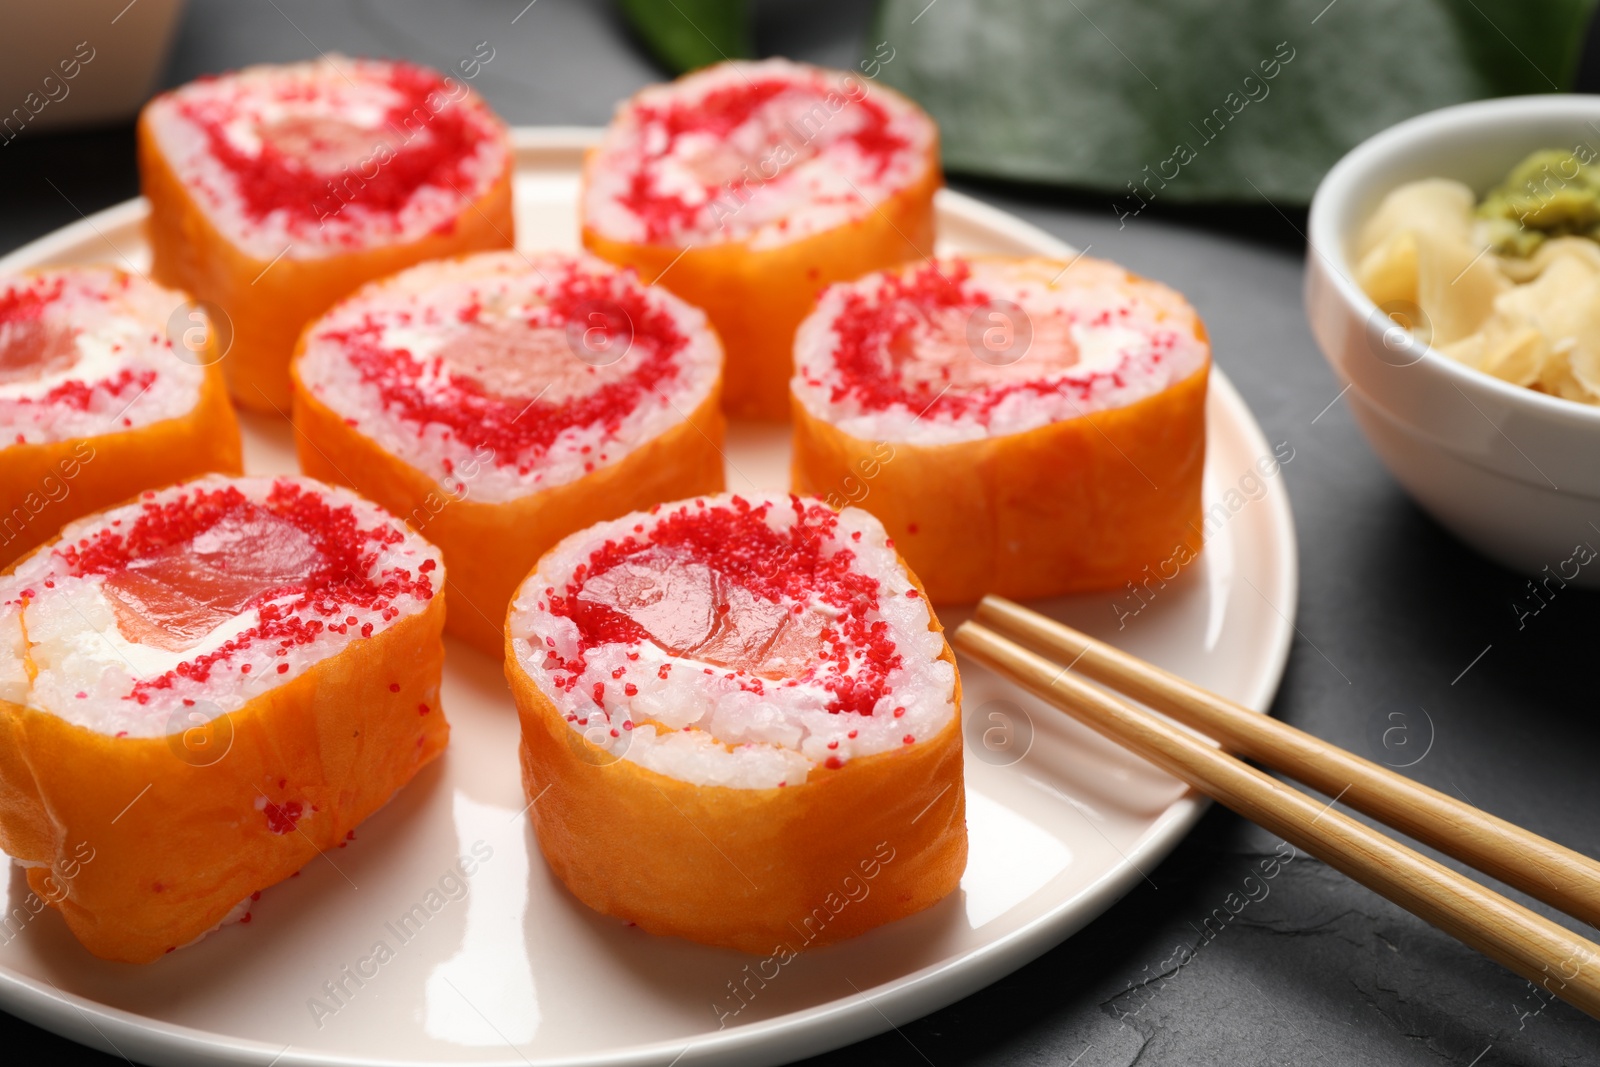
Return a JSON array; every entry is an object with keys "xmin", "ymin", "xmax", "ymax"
[
  {"xmin": 0, "ymin": 0, "xmax": 185, "ymax": 134},
  {"xmin": 1306, "ymin": 94, "xmax": 1600, "ymax": 586}
]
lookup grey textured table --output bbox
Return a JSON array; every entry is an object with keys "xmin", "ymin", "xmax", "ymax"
[{"xmin": 3, "ymin": 2, "xmax": 1599, "ymax": 1064}]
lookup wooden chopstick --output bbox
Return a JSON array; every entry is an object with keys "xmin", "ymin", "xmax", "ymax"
[
  {"xmin": 975, "ymin": 595, "xmax": 1600, "ymax": 930},
  {"xmin": 952, "ymin": 619, "xmax": 1600, "ymax": 1021}
]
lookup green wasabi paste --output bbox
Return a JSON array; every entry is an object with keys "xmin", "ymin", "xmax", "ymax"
[{"xmin": 1476, "ymin": 147, "xmax": 1600, "ymax": 257}]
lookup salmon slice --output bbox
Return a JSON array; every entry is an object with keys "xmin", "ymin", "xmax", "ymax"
[
  {"xmin": 258, "ymin": 115, "xmax": 380, "ymax": 174},
  {"xmin": 885, "ymin": 303, "xmax": 1080, "ymax": 393},
  {"xmin": 436, "ymin": 319, "xmax": 607, "ymax": 404},
  {"xmin": 104, "ymin": 507, "xmax": 322, "ymax": 652},
  {"xmin": 575, "ymin": 549, "xmax": 823, "ymax": 679},
  {"xmin": 0, "ymin": 318, "xmax": 76, "ymax": 385}
]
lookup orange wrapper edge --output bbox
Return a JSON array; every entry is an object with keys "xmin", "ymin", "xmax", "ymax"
[
  {"xmin": 503, "ymin": 563, "xmax": 966, "ymax": 954},
  {"xmin": 791, "ymin": 362, "xmax": 1210, "ymax": 604},
  {"xmin": 0, "ymin": 580, "xmax": 448, "ymax": 964},
  {"xmin": 0, "ymin": 363, "xmax": 242, "ymax": 570},
  {"xmin": 138, "ymin": 116, "xmax": 516, "ymax": 415},
  {"xmin": 582, "ymin": 150, "xmax": 941, "ymax": 422},
  {"xmin": 291, "ymin": 367, "xmax": 729, "ymax": 656}
]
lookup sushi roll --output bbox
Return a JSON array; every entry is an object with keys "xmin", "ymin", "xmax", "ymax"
[
  {"xmin": 791, "ymin": 256, "xmax": 1210, "ymax": 603},
  {"xmin": 139, "ymin": 56, "xmax": 515, "ymax": 413},
  {"xmin": 0, "ymin": 268, "xmax": 241, "ymax": 569},
  {"xmin": 582, "ymin": 59, "xmax": 940, "ymax": 421},
  {"xmin": 292, "ymin": 251, "xmax": 727, "ymax": 656},
  {"xmin": 505, "ymin": 492, "xmax": 966, "ymax": 953},
  {"xmin": 0, "ymin": 475, "xmax": 447, "ymax": 963}
]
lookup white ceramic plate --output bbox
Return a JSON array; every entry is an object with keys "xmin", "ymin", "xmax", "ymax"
[{"xmin": 0, "ymin": 129, "xmax": 1297, "ymax": 1067}]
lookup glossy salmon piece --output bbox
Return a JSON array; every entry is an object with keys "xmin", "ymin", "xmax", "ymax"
[
  {"xmin": 0, "ymin": 317, "xmax": 75, "ymax": 385},
  {"xmin": 887, "ymin": 304, "xmax": 1080, "ymax": 393},
  {"xmin": 436, "ymin": 319, "xmax": 609, "ymax": 403},
  {"xmin": 103, "ymin": 507, "xmax": 321, "ymax": 652},
  {"xmin": 576, "ymin": 550, "xmax": 822, "ymax": 678},
  {"xmin": 258, "ymin": 115, "xmax": 379, "ymax": 174}
]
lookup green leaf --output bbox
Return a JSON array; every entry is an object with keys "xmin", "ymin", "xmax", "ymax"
[
  {"xmin": 869, "ymin": 0, "xmax": 1598, "ymax": 206},
  {"xmin": 618, "ymin": 0, "xmax": 754, "ymax": 74}
]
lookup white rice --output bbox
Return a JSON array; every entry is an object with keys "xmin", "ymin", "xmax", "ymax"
[
  {"xmin": 791, "ymin": 256, "xmax": 1211, "ymax": 446},
  {"xmin": 0, "ymin": 475, "xmax": 442, "ymax": 735},
  {"xmin": 582, "ymin": 59, "xmax": 936, "ymax": 251},
  {"xmin": 142, "ymin": 56, "xmax": 508, "ymax": 261},
  {"xmin": 295, "ymin": 251, "xmax": 722, "ymax": 504},
  {"xmin": 0, "ymin": 269, "xmax": 204, "ymax": 446},
  {"xmin": 508, "ymin": 493, "xmax": 957, "ymax": 789}
]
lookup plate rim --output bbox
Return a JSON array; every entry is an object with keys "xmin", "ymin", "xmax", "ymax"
[{"xmin": 0, "ymin": 126, "xmax": 1298, "ymax": 1067}]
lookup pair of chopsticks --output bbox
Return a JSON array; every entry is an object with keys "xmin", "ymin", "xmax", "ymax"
[{"xmin": 952, "ymin": 597, "xmax": 1600, "ymax": 1020}]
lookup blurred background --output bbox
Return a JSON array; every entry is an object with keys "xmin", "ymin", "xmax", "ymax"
[{"xmin": 9, "ymin": 0, "xmax": 1600, "ymax": 255}]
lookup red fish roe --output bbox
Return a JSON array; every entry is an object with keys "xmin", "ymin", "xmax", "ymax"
[
  {"xmin": 12, "ymin": 366, "xmax": 157, "ymax": 413},
  {"xmin": 54, "ymin": 480, "xmax": 433, "ymax": 698},
  {"xmin": 0, "ymin": 274, "xmax": 67, "ymax": 325},
  {"xmin": 0, "ymin": 275, "xmax": 76, "ymax": 387},
  {"xmin": 175, "ymin": 62, "xmax": 495, "ymax": 237},
  {"xmin": 824, "ymin": 260, "xmax": 1144, "ymax": 421},
  {"xmin": 323, "ymin": 263, "xmax": 687, "ymax": 464},
  {"xmin": 550, "ymin": 495, "xmax": 901, "ymax": 716},
  {"xmin": 263, "ymin": 800, "xmax": 304, "ymax": 834},
  {"xmin": 616, "ymin": 74, "xmax": 908, "ymax": 243}
]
